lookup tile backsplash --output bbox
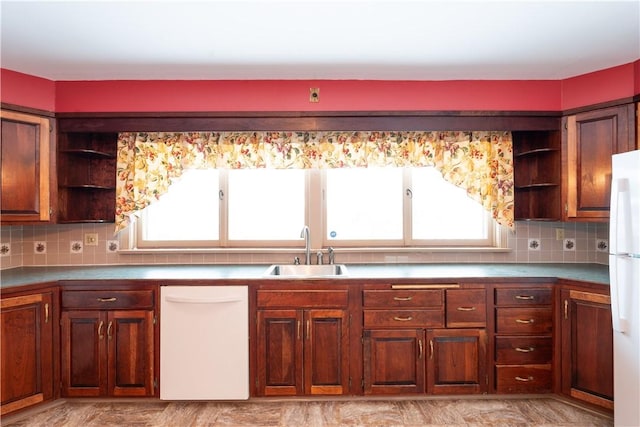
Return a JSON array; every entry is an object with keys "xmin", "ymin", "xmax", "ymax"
[{"xmin": 0, "ymin": 221, "xmax": 609, "ymax": 270}]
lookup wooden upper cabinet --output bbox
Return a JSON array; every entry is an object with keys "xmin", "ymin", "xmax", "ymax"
[
  {"xmin": 563, "ymin": 103, "xmax": 635, "ymax": 221},
  {"xmin": 0, "ymin": 109, "xmax": 52, "ymax": 223}
]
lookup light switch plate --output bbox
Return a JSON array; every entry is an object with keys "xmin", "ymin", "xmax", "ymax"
[{"xmin": 84, "ymin": 233, "xmax": 98, "ymax": 246}]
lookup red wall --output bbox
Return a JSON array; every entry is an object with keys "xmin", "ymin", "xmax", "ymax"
[{"xmin": 2, "ymin": 60, "xmax": 639, "ymax": 113}]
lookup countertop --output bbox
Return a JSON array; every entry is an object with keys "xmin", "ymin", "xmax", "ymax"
[{"xmin": 0, "ymin": 263, "xmax": 609, "ymax": 289}]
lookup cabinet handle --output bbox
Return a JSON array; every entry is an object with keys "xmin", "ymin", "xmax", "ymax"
[
  {"xmin": 515, "ymin": 318, "xmax": 535, "ymax": 324},
  {"xmin": 393, "ymin": 316, "xmax": 413, "ymax": 322},
  {"xmin": 97, "ymin": 297, "xmax": 117, "ymax": 302},
  {"xmin": 393, "ymin": 296, "xmax": 413, "ymax": 301},
  {"xmin": 456, "ymin": 306, "xmax": 476, "ymax": 311},
  {"xmin": 44, "ymin": 303, "xmax": 49, "ymax": 323},
  {"xmin": 515, "ymin": 295, "xmax": 534, "ymax": 300},
  {"xmin": 418, "ymin": 339, "xmax": 423, "ymax": 359},
  {"xmin": 564, "ymin": 300, "xmax": 568, "ymax": 320},
  {"xmin": 429, "ymin": 339, "xmax": 434, "ymax": 359},
  {"xmin": 515, "ymin": 376, "xmax": 534, "ymax": 382},
  {"xmin": 98, "ymin": 321, "xmax": 105, "ymax": 340},
  {"xmin": 107, "ymin": 321, "xmax": 113, "ymax": 340},
  {"xmin": 297, "ymin": 320, "xmax": 301, "ymax": 340},
  {"xmin": 515, "ymin": 347, "xmax": 535, "ymax": 353},
  {"xmin": 306, "ymin": 320, "xmax": 310, "ymax": 340}
]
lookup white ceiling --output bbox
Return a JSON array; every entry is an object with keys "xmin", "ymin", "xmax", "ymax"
[{"xmin": 1, "ymin": 0, "xmax": 639, "ymax": 81}]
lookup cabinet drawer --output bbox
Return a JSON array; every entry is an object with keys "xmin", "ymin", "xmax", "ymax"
[
  {"xmin": 364, "ymin": 309, "xmax": 444, "ymax": 328},
  {"xmin": 363, "ymin": 290, "xmax": 443, "ymax": 308},
  {"xmin": 257, "ymin": 290, "xmax": 348, "ymax": 308},
  {"xmin": 495, "ymin": 365, "xmax": 552, "ymax": 393},
  {"xmin": 446, "ymin": 289, "xmax": 486, "ymax": 327},
  {"xmin": 495, "ymin": 307, "xmax": 552, "ymax": 334},
  {"xmin": 495, "ymin": 336, "xmax": 552, "ymax": 364},
  {"xmin": 61, "ymin": 290, "xmax": 154, "ymax": 310},
  {"xmin": 495, "ymin": 288, "xmax": 552, "ymax": 306}
]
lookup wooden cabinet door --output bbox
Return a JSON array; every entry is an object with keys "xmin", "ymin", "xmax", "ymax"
[
  {"xmin": 0, "ymin": 292, "xmax": 54, "ymax": 416},
  {"xmin": 565, "ymin": 104, "xmax": 635, "ymax": 220},
  {"xmin": 61, "ymin": 310, "xmax": 107, "ymax": 397},
  {"xmin": 256, "ymin": 309, "xmax": 303, "ymax": 396},
  {"xmin": 560, "ymin": 289, "xmax": 613, "ymax": 409},
  {"xmin": 0, "ymin": 110, "xmax": 51, "ymax": 223},
  {"xmin": 363, "ymin": 329, "xmax": 425, "ymax": 395},
  {"xmin": 304, "ymin": 309, "xmax": 349, "ymax": 395},
  {"xmin": 426, "ymin": 329, "xmax": 487, "ymax": 395},
  {"xmin": 108, "ymin": 310, "xmax": 155, "ymax": 397}
]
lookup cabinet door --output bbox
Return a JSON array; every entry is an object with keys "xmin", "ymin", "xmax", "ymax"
[
  {"xmin": 561, "ymin": 289, "xmax": 613, "ymax": 409},
  {"xmin": 61, "ymin": 311, "xmax": 107, "ymax": 397},
  {"xmin": 565, "ymin": 104, "xmax": 635, "ymax": 220},
  {"xmin": 363, "ymin": 329, "xmax": 425, "ymax": 394},
  {"xmin": 304, "ymin": 309, "xmax": 349, "ymax": 395},
  {"xmin": 0, "ymin": 292, "xmax": 54, "ymax": 416},
  {"xmin": 256, "ymin": 309, "xmax": 303, "ymax": 396},
  {"xmin": 426, "ymin": 329, "xmax": 487, "ymax": 394},
  {"xmin": 108, "ymin": 310, "xmax": 155, "ymax": 397},
  {"xmin": 0, "ymin": 110, "xmax": 51, "ymax": 222}
]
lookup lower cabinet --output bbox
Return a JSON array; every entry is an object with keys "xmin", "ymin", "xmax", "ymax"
[
  {"xmin": 0, "ymin": 289, "xmax": 55, "ymax": 416},
  {"xmin": 60, "ymin": 285, "xmax": 156, "ymax": 397},
  {"xmin": 559, "ymin": 284, "xmax": 613, "ymax": 410},
  {"xmin": 255, "ymin": 289, "xmax": 350, "ymax": 396}
]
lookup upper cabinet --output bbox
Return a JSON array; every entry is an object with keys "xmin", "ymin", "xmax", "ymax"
[
  {"xmin": 513, "ymin": 131, "xmax": 562, "ymax": 221},
  {"xmin": 0, "ymin": 109, "xmax": 53, "ymax": 223},
  {"xmin": 563, "ymin": 103, "xmax": 636, "ymax": 221},
  {"xmin": 57, "ymin": 132, "xmax": 118, "ymax": 223}
]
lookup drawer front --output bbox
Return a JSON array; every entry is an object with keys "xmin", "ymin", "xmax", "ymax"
[
  {"xmin": 257, "ymin": 290, "xmax": 348, "ymax": 308},
  {"xmin": 495, "ymin": 307, "xmax": 552, "ymax": 334},
  {"xmin": 446, "ymin": 289, "xmax": 487, "ymax": 327},
  {"xmin": 495, "ymin": 288, "xmax": 552, "ymax": 306},
  {"xmin": 495, "ymin": 336, "xmax": 552, "ymax": 364},
  {"xmin": 61, "ymin": 290, "xmax": 154, "ymax": 310},
  {"xmin": 363, "ymin": 290, "xmax": 443, "ymax": 308},
  {"xmin": 495, "ymin": 365, "xmax": 552, "ymax": 393},
  {"xmin": 364, "ymin": 309, "xmax": 444, "ymax": 328}
]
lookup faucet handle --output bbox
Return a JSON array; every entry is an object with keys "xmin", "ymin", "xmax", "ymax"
[
  {"xmin": 328, "ymin": 247, "xmax": 335, "ymax": 264},
  {"xmin": 316, "ymin": 251, "xmax": 324, "ymax": 265},
  {"xmin": 293, "ymin": 256, "xmax": 300, "ymax": 265}
]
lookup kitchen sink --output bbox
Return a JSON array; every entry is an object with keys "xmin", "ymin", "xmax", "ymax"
[{"xmin": 263, "ymin": 264, "xmax": 349, "ymax": 278}]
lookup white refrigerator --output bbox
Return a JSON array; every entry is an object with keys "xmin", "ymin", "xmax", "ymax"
[{"xmin": 609, "ymin": 149, "xmax": 640, "ymax": 426}]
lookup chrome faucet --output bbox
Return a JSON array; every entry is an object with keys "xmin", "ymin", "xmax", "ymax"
[
  {"xmin": 300, "ymin": 225, "xmax": 311, "ymax": 265},
  {"xmin": 328, "ymin": 247, "xmax": 335, "ymax": 265}
]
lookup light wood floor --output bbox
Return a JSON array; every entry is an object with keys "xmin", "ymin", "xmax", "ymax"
[{"xmin": 2, "ymin": 396, "xmax": 613, "ymax": 426}]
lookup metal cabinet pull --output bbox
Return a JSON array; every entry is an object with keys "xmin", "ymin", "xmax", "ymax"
[
  {"xmin": 393, "ymin": 316, "xmax": 413, "ymax": 322},
  {"xmin": 393, "ymin": 296, "xmax": 413, "ymax": 301},
  {"xmin": 516, "ymin": 318, "xmax": 535, "ymax": 324},
  {"xmin": 515, "ymin": 347, "xmax": 535, "ymax": 353},
  {"xmin": 44, "ymin": 303, "xmax": 49, "ymax": 323},
  {"xmin": 456, "ymin": 306, "xmax": 476, "ymax": 311},
  {"xmin": 107, "ymin": 321, "xmax": 113, "ymax": 340},
  {"xmin": 97, "ymin": 297, "xmax": 117, "ymax": 302},
  {"xmin": 306, "ymin": 320, "xmax": 310, "ymax": 340},
  {"xmin": 515, "ymin": 295, "xmax": 534, "ymax": 300},
  {"xmin": 98, "ymin": 321, "xmax": 105, "ymax": 339},
  {"xmin": 515, "ymin": 376, "xmax": 534, "ymax": 382},
  {"xmin": 429, "ymin": 339, "xmax": 434, "ymax": 359},
  {"xmin": 418, "ymin": 339, "xmax": 423, "ymax": 359},
  {"xmin": 564, "ymin": 300, "xmax": 568, "ymax": 320},
  {"xmin": 297, "ymin": 320, "xmax": 301, "ymax": 340}
]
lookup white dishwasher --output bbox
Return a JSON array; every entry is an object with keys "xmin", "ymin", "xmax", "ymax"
[{"xmin": 160, "ymin": 286, "xmax": 248, "ymax": 400}]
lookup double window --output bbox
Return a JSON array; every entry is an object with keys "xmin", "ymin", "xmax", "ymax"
[{"xmin": 134, "ymin": 166, "xmax": 498, "ymax": 249}]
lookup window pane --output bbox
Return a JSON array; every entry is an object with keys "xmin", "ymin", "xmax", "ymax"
[
  {"xmin": 326, "ymin": 167, "xmax": 403, "ymax": 240},
  {"xmin": 411, "ymin": 167, "xmax": 488, "ymax": 240},
  {"xmin": 228, "ymin": 169, "xmax": 305, "ymax": 240},
  {"xmin": 142, "ymin": 169, "xmax": 219, "ymax": 241}
]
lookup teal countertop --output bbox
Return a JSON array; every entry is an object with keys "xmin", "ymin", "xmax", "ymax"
[{"xmin": 0, "ymin": 263, "xmax": 609, "ymax": 289}]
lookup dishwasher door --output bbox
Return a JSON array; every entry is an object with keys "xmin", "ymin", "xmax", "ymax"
[{"xmin": 160, "ymin": 286, "xmax": 248, "ymax": 400}]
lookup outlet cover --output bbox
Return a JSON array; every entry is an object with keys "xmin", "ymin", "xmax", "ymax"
[{"xmin": 555, "ymin": 228, "xmax": 565, "ymax": 240}]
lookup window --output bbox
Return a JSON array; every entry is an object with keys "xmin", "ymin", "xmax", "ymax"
[{"xmin": 134, "ymin": 166, "xmax": 499, "ymax": 249}]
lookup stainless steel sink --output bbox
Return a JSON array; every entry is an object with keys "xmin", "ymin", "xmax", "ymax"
[{"xmin": 263, "ymin": 264, "xmax": 349, "ymax": 278}]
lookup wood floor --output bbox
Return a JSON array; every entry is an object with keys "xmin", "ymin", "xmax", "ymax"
[{"xmin": 2, "ymin": 397, "xmax": 613, "ymax": 426}]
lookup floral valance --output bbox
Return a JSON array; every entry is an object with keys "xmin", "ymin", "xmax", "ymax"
[{"xmin": 115, "ymin": 131, "xmax": 514, "ymax": 233}]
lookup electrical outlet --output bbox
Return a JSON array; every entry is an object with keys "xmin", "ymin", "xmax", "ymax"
[
  {"xmin": 555, "ymin": 228, "xmax": 565, "ymax": 240},
  {"xmin": 84, "ymin": 233, "xmax": 98, "ymax": 246},
  {"xmin": 309, "ymin": 87, "xmax": 320, "ymax": 103}
]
